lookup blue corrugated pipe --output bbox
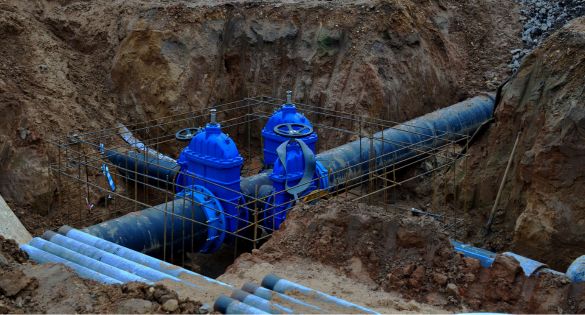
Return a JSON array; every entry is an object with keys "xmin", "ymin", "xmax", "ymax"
[
  {"xmin": 241, "ymin": 282, "xmax": 323, "ymax": 313},
  {"xmin": 231, "ymin": 289, "xmax": 293, "ymax": 314},
  {"xmin": 42, "ymin": 231, "xmax": 188, "ymax": 284},
  {"xmin": 261, "ymin": 274, "xmax": 378, "ymax": 314},
  {"xmin": 92, "ymin": 95, "xmax": 496, "ymax": 256},
  {"xmin": 20, "ymin": 244, "xmax": 122, "ymax": 285},
  {"xmin": 214, "ymin": 295, "xmax": 269, "ymax": 314},
  {"xmin": 28, "ymin": 237, "xmax": 150, "ymax": 284},
  {"xmin": 58, "ymin": 226, "xmax": 233, "ymax": 289}
]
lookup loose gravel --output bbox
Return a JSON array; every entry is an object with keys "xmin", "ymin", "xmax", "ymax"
[{"xmin": 510, "ymin": 0, "xmax": 585, "ymax": 71}]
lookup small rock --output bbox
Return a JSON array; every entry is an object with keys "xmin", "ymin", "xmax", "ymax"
[
  {"xmin": 162, "ymin": 299, "xmax": 179, "ymax": 312},
  {"xmin": 446, "ymin": 283, "xmax": 459, "ymax": 296},
  {"xmin": 433, "ymin": 272, "xmax": 448, "ymax": 286},
  {"xmin": 0, "ymin": 270, "xmax": 34, "ymax": 297}
]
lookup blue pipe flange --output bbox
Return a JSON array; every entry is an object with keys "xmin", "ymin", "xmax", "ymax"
[{"xmin": 176, "ymin": 185, "xmax": 225, "ymax": 253}]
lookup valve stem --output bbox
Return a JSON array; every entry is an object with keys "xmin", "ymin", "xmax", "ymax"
[
  {"xmin": 210, "ymin": 108, "xmax": 217, "ymax": 124},
  {"xmin": 286, "ymin": 90, "xmax": 292, "ymax": 104}
]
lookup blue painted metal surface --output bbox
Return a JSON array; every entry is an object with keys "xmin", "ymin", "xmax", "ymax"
[
  {"xmin": 214, "ymin": 295, "xmax": 269, "ymax": 314},
  {"xmin": 265, "ymin": 139, "xmax": 320, "ymax": 230},
  {"xmin": 261, "ymin": 274, "xmax": 378, "ymax": 314},
  {"xmin": 317, "ymin": 94, "xmax": 495, "ymax": 188},
  {"xmin": 98, "ymin": 95, "xmax": 496, "ymax": 257},
  {"xmin": 20, "ymin": 244, "xmax": 122, "ymax": 285},
  {"xmin": 175, "ymin": 121, "xmax": 245, "ymax": 241},
  {"xmin": 261, "ymin": 95, "xmax": 318, "ymax": 168},
  {"xmin": 231, "ymin": 289, "xmax": 293, "ymax": 314},
  {"xmin": 28, "ymin": 237, "xmax": 150, "ymax": 284},
  {"xmin": 567, "ymin": 255, "xmax": 585, "ymax": 282},
  {"xmin": 176, "ymin": 185, "xmax": 226, "ymax": 253}
]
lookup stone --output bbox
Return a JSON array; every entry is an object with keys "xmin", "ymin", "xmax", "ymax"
[
  {"xmin": 446, "ymin": 283, "xmax": 459, "ymax": 296},
  {"xmin": 0, "ymin": 270, "xmax": 33, "ymax": 297},
  {"xmin": 162, "ymin": 299, "xmax": 179, "ymax": 312},
  {"xmin": 433, "ymin": 272, "xmax": 448, "ymax": 286}
]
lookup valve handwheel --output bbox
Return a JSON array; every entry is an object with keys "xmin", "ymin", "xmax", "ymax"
[
  {"xmin": 175, "ymin": 127, "xmax": 201, "ymax": 141},
  {"xmin": 273, "ymin": 123, "xmax": 313, "ymax": 138}
]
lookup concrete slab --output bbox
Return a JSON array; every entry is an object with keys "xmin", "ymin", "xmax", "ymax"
[{"xmin": 0, "ymin": 194, "xmax": 32, "ymax": 244}]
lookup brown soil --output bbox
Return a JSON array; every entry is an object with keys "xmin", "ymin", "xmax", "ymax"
[
  {"xmin": 432, "ymin": 16, "xmax": 585, "ymax": 270},
  {"xmin": 222, "ymin": 199, "xmax": 585, "ymax": 313},
  {"xmin": 0, "ymin": 236, "xmax": 202, "ymax": 313},
  {"xmin": 0, "ymin": 0, "xmax": 521, "ymax": 235}
]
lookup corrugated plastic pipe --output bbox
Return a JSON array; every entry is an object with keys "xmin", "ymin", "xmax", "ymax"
[
  {"xmin": 241, "ymin": 282, "xmax": 323, "ymax": 313},
  {"xmin": 96, "ymin": 94, "xmax": 496, "ymax": 255},
  {"xmin": 261, "ymin": 274, "xmax": 378, "ymax": 314},
  {"xmin": 41, "ymin": 230, "xmax": 186, "ymax": 284},
  {"xmin": 230, "ymin": 289, "xmax": 293, "ymax": 314},
  {"xmin": 58, "ymin": 226, "xmax": 233, "ymax": 289},
  {"xmin": 20, "ymin": 244, "xmax": 122, "ymax": 285},
  {"xmin": 214, "ymin": 295, "xmax": 269, "ymax": 314},
  {"xmin": 28, "ymin": 237, "xmax": 150, "ymax": 284}
]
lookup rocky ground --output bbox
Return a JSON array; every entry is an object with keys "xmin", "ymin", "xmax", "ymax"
[
  {"xmin": 221, "ymin": 199, "xmax": 585, "ymax": 313},
  {"xmin": 510, "ymin": 0, "xmax": 585, "ymax": 71},
  {"xmin": 0, "ymin": 236, "xmax": 202, "ymax": 313}
]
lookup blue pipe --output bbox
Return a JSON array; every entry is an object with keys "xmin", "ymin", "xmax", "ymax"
[
  {"xmin": 231, "ymin": 289, "xmax": 293, "ymax": 314},
  {"xmin": 451, "ymin": 240, "xmax": 567, "ymax": 278},
  {"xmin": 42, "ymin": 231, "xmax": 186, "ymax": 284},
  {"xmin": 241, "ymin": 282, "xmax": 323, "ymax": 313},
  {"xmin": 58, "ymin": 226, "xmax": 233, "ymax": 289},
  {"xmin": 20, "ymin": 244, "xmax": 122, "ymax": 285},
  {"xmin": 451, "ymin": 240, "xmax": 496, "ymax": 268},
  {"xmin": 261, "ymin": 274, "xmax": 378, "ymax": 314},
  {"xmin": 82, "ymin": 196, "xmax": 208, "ymax": 256},
  {"xmin": 91, "ymin": 95, "xmax": 495, "ymax": 257},
  {"xmin": 214, "ymin": 295, "xmax": 269, "ymax": 314},
  {"xmin": 104, "ymin": 149, "xmax": 180, "ymax": 189},
  {"xmin": 28, "ymin": 237, "xmax": 150, "ymax": 284},
  {"xmin": 316, "ymin": 94, "xmax": 495, "ymax": 188},
  {"xmin": 567, "ymin": 255, "xmax": 585, "ymax": 282}
]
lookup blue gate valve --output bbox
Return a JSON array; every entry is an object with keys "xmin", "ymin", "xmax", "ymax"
[{"xmin": 265, "ymin": 123, "xmax": 327, "ymax": 230}]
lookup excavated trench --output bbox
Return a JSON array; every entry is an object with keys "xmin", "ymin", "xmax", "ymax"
[{"xmin": 2, "ymin": 0, "xmax": 585, "ymax": 313}]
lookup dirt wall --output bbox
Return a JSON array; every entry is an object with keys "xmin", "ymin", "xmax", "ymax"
[
  {"xmin": 437, "ymin": 16, "xmax": 585, "ymax": 270},
  {"xmin": 0, "ymin": 0, "xmax": 520, "ymax": 233}
]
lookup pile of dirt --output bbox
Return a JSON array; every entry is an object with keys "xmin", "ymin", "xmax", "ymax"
[
  {"xmin": 236, "ymin": 199, "xmax": 585, "ymax": 313},
  {"xmin": 0, "ymin": 236, "xmax": 202, "ymax": 314},
  {"xmin": 0, "ymin": 0, "xmax": 521, "ymax": 234},
  {"xmin": 434, "ymin": 16, "xmax": 585, "ymax": 270}
]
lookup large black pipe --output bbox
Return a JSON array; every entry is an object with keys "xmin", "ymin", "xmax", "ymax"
[{"xmin": 89, "ymin": 94, "xmax": 495, "ymax": 255}]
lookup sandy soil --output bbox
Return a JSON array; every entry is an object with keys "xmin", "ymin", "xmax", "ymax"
[
  {"xmin": 219, "ymin": 199, "xmax": 585, "ymax": 313},
  {"xmin": 0, "ymin": 236, "xmax": 202, "ymax": 313}
]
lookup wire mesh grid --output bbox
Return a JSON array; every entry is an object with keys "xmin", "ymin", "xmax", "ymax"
[{"xmin": 48, "ymin": 95, "xmax": 470, "ymax": 264}]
